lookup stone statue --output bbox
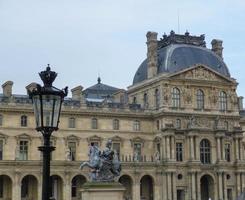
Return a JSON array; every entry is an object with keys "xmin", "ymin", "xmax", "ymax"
[{"xmin": 80, "ymin": 139, "xmax": 121, "ymax": 182}]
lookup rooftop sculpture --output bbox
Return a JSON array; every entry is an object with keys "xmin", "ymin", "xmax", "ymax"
[{"xmin": 80, "ymin": 139, "xmax": 121, "ymax": 182}]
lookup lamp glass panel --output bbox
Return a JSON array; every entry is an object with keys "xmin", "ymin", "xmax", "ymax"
[
  {"xmin": 42, "ymin": 95, "xmax": 61, "ymax": 128},
  {"xmin": 32, "ymin": 95, "xmax": 41, "ymax": 127}
]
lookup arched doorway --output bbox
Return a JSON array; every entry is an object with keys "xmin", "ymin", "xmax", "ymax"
[
  {"xmin": 21, "ymin": 175, "xmax": 38, "ymax": 200},
  {"xmin": 71, "ymin": 175, "xmax": 87, "ymax": 200},
  {"xmin": 200, "ymin": 175, "xmax": 214, "ymax": 200},
  {"xmin": 140, "ymin": 175, "xmax": 154, "ymax": 200},
  {"xmin": 0, "ymin": 175, "xmax": 12, "ymax": 199},
  {"xmin": 119, "ymin": 175, "xmax": 133, "ymax": 200},
  {"xmin": 50, "ymin": 175, "xmax": 63, "ymax": 200}
]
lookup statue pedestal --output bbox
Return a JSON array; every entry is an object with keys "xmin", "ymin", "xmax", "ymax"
[{"xmin": 80, "ymin": 182, "xmax": 125, "ymax": 200}]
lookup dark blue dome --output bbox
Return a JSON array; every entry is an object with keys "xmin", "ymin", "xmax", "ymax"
[{"xmin": 133, "ymin": 44, "xmax": 230, "ymax": 84}]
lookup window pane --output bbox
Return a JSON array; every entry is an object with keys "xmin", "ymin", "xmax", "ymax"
[
  {"xmin": 197, "ymin": 89, "xmax": 204, "ymax": 109},
  {"xmin": 19, "ymin": 141, "xmax": 28, "ymax": 160},
  {"xmin": 172, "ymin": 88, "xmax": 180, "ymax": 108}
]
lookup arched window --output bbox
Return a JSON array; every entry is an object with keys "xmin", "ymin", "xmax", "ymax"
[
  {"xmin": 200, "ymin": 139, "xmax": 211, "ymax": 164},
  {"xmin": 143, "ymin": 93, "xmax": 148, "ymax": 108},
  {"xmin": 176, "ymin": 119, "xmax": 181, "ymax": 129},
  {"xmin": 219, "ymin": 91, "xmax": 227, "ymax": 111},
  {"xmin": 133, "ymin": 120, "xmax": 140, "ymax": 131},
  {"xmin": 21, "ymin": 115, "xmax": 27, "ymax": 127},
  {"xmin": 91, "ymin": 118, "xmax": 98, "ymax": 129},
  {"xmin": 172, "ymin": 87, "xmax": 180, "ymax": 108},
  {"xmin": 197, "ymin": 89, "xmax": 204, "ymax": 110},
  {"xmin": 155, "ymin": 89, "xmax": 160, "ymax": 109},
  {"xmin": 113, "ymin": 119, "xmax": 120, "ymax": 130},
  {"xmin": 68, "ymin": 117, "xmax": 76, "ymax": 128}
]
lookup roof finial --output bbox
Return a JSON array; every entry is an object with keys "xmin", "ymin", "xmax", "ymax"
[{"xmin": 97, "ymin": 76, "xmax": 101, "ymax": 84}]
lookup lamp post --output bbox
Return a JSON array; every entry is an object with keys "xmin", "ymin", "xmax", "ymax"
[{"xmin": 28, "ymin": 66, "xmax": 68, "ymax": 200}]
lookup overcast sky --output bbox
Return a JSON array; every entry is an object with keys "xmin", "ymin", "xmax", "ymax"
[{"xmin": 0, "ymin": 0, "xmax": 245, "ymax": 97}]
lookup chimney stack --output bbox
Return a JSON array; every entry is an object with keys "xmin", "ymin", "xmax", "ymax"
[
  {"xmin": 211, "ymin": 39, "xmax": 223, "ymax": 59},
  {"xmin": 146, "ymin": 31, "xmax": 158, "ymax": 79},
  {"xmin": 2, "ymin": 81, "xmax": 13, "ymax": 97},
  {"xmin": 71, "ymin": 86, "xmax": 83, "ymax": 101},
  {"xmin": 25, "ymin": 82, "xmax": 37, "ymax": 94}
]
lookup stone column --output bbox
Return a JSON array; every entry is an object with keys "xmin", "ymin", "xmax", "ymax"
[
  {"xmin": 162, "ymin": 172, "xmax": 167, "ymax": 200},
  {"xmin": 241, "ymin": 173, "xmax": 245, "ymax": 193},
  {"xmin": 190, "ymin": 137, "xmax": 194, "ymax": 160},
  {"xmin": 235, "ymin": 138, "xmax": 239, "ymax": 161},
  {"xmin": 223, "ymin": 172, "xmax": 227, "ymax": 200},
  {"xmin": 236, "ymin": 172, "xmax": 241, "ymax": 197},
  {"xmin": 64, "ymin": 172, "xmax": 71, "ymax": 200},
  {"xmin": 167, "ymin": 172, "xmax": 172, "ymax": 200},
  {"xmin": 171, "ymin": 136, "xmax": 175, "ymax": 160},
  {"xmin": 221, "ymin": 138, "xmax": 226, "ymax": 161},
  {"xmin": 218, "ymin": 172, "xmax": 223, "ymax": 200},
  {"xmin": 162, "ymin": 137, "xmax": 166, "ymax": 161},
  {"xmin": 239, "ymin": 138, "xmax": 243, "ymax": 161},
  {"xmin": 133, "ymin": 179, "xmax": 140, "ymax": 200},
  {"xmin": 196, "ymin": 172, "xmax": 201, "ymax": 200},
  {"xmin": 172, "ymin": 172, "xmax": 176, "ymax": 200},
  {"xmin": 12, "ymin": 172, "xmax": 21, "ymax": 200},
  {"xmin": 166, "ymin": 136, "xmax": 170, "ymax": 161},
  {"xmin": 155, "ymin": 173, "xmax": 161, "ymax": 200},
  {"xmin": 217, "ymin": 137, "xmax": 221, "ymax": 161},
  {"xmin": 195, "ymin": 137, "xmax": 200, "ymax": 161},
  {"xmin": 191, "ymin": 172, "xmax": 196, "ymax": 200}
]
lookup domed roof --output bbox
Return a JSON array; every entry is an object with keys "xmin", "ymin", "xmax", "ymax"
[{"xmin": 133, "ymin": 32, "xmax": 230, "ymax": 85}]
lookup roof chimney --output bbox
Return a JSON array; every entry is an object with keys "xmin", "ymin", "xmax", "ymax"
[
  {"xmin": 71, "ymin": 85, "xmax": 83, "ymax": 101},
  {"xmin": 2, "ymin": 81, "xmax": 13, "ymax": 97},
  {"xmin": 146, "ymin": 31, "xmax": 158, "ymax": 79},
  {"xmin": 25, "ymin": 82, "xmax": 37, "ymax": 94},
  {"xmin": 211, "ymin": 39, "xmax": 223, "ymax": 59}
]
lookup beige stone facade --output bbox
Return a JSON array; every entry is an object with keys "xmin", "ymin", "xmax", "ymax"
[{"xmin": 0, "ymin": 31, "xmax": 245, "ymax": 200}]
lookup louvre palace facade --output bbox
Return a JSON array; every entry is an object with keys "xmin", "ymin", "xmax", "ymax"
[{"xmin": 0, "ymin": 31, "xmax": 245, "ymax": 200}]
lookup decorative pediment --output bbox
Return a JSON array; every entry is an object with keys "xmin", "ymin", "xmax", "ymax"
[
  {"xmin": 170, "ymin": 65, "xmax": 233, "ymax": 83},
  {"xmin": 0, "ymin": 133, "xmax": 8, "ymax": 144},
  {"xmin": 130, "ymin": 136, "xmax": 145, "ymax": 147},
  {"xmin": 87, "ymin": 135, "xmax": 102, "ymax": 146},
  {"xmin": 65, "ymin": 134, "xmax": 80, "ymax": 146},
  {"xmin": 110, "ymin": 136, "xmax": 124, "ymax": 146},
  {"xmin": 16, "ymin": 133, "xmax": 31, "ymax": 144}
]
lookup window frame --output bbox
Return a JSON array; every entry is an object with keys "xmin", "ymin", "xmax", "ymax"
[
  {"xmin": 219, "ymin": 91, "xmax": 227, "ymax": 111},
  {"xmin": 133, "ymin": 120, "xmax": 140, "ymax": 131},
  {"xmin": 176, "ymin": 142, "xmax": 183, "ymax": 162},
  {"xmin": 68, "ymin": 117, "xmax": 76, "ymax": 128},
  {"xmin": 19, "ymin": 140, "xmax": 28, "ymax": 160},
  {"xmin": 113, "ymin": 119, "xmax": 120, "ymax": 130},
  {"xmin": 200, "ymin": 139, "xmax": 211, "ymax": 164},
  {"xmin": 224, "ymin": 143, "xmax": 231, "ymax": 162},
  {"xmin": 196, "ymin": 89, "xmax": 204, "ymax": 110},
  {"xmin": 21, "ymin": 115, "xmax": 28, "ymax": 127},
  {"xmin": 172, "ymin": 87, "xmax": 180, "ymax": 108},
  {"xmin": 91, "ymin": 118, "xmax": 98, "ymax": 129}
]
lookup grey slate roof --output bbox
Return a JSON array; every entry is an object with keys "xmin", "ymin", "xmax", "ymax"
[
  {"xmin": 133, "ymin": 44, "xmax": 230, "ymax": 84},
  {"xmin": 83, "ymin": 78, "xmax": 120, "ymax": 100}
]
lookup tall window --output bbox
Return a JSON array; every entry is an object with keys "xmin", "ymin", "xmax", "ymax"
[
  {"xmin": 172, "ymin": 87, "xmax": 180, "ymax": 108},
  {"xmin": 200, "ymin": 139, "xmax": 211, "ymax": 164},
  {"xmin": 68, "ymin": 142, "xmax": 76, "ymax": 161},
  {"xmin": 21, "ymin": 115, "xmax": 27, "ymax": 127},
  {"xmin": 176, "ymin": 142, "xmax": 183, "ymax": 162},
  {"xmin": 176, "ymin": 119, "xmax": 181, "ymax": 129},
  {"xmin": 19, "ymin": 141, "xmax": 28, "ymax": 160},
  {"xmin": 225, "ymin": 143, "xmax": 231, "ymax": 162},
  {"xmin": 112, "ymin": 143, "xmax": 120, "ymax": 157},
  {"xmin": 219, "ymin": 91, "xmax": 227, "ymax": 111},
  {"xmin": 113, "ymin": 119, "xmax": 119, "ymax": 130},
  {"xmin": 156, "ymin": 120, "xmax": 160, "ymax": 130},
  {"xmin": 0, "ymin": 114, "xmax": 2, "ymax": 126},
  {"xmin": 91, "ymin": 118, "xmax": 98, "ymax": 129},
  {"xmin": 155, "ymin": 89, "xmax": 160, "ymax": 109},
  {"xmin": 133, "ymin": 120, "xmax": 140, "ymax": 131},
  {"xmin": 197, "ymin": 89, "xmax": 204, "ymax": 109},
  {"xmin": 134, "ymin": 143, "xmax": 142, "ymax": 161},
  {"xmin": 0, "ymin": 140, "xmax": 3, "ymax": 160},
  {"xmin": 143, "ymin": 93, "xmax": 148, "ymax": 108},
  {"xmin": 68, "ymin": 117, "xmax": 76, "ymax": 128}
]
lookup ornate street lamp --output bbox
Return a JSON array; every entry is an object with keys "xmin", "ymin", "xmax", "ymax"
[{"xmin": 28, "ymin": 66, "xmax": 68, "ymax": 200}]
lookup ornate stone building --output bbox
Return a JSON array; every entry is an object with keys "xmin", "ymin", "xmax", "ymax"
[{"xmin": 0, "ymin": 31, "xmax": 244, "ymax": 200}]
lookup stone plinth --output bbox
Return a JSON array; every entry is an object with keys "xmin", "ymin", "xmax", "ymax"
[{"xmin": 80, "ymin": 182, "xmax": 125, "ymax": 200}]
